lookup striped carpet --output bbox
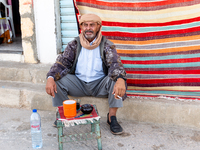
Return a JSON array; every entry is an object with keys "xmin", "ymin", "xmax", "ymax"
[{"xmin": 74, "ymin": 0, "xmax": 200, "ymax": 100}]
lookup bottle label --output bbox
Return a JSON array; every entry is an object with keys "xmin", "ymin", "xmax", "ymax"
[{"xmin": 31, "ymin": 125, "xmax": 40, "ymax": 130}]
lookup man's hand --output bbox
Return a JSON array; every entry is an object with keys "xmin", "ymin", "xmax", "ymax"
[
  {"xmin": 112, "ymin": 78, "xmax": 126, "ymax": 99},
  {"xmin": 45, "ymin": 77, "xmax": 57, "ymax": 98}
]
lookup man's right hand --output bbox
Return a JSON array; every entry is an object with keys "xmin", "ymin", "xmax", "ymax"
[{"xmin": 45, "ymin": 77, "xmax": 57, "ymax": 98}]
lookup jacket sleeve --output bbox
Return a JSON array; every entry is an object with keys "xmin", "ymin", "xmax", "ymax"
[
  {"xmin": 46, "ymin": 40, "xmax": 77, "ymax": 81},
  {"xmin": 104, "ymin": 41, "xmax": 127, "ymax": 81}
]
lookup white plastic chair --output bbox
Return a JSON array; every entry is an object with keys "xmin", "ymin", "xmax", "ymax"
[{"xmin": 0, "ymin": 0, "xmax": 16, "ymax": 37}]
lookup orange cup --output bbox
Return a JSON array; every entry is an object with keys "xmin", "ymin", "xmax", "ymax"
[{"xmin": 63, "ymin": 100, "xmax": 77, "ymax": 118}]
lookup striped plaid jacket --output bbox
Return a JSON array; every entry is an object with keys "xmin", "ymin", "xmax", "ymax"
[{"xmin": 47, "ymin": 36, "xmax": 127, "ymax": 82}]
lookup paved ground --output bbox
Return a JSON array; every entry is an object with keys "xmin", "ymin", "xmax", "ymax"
[{"xmin": 1, "ymin": 106, "xmax": 200, "ymax": 150}]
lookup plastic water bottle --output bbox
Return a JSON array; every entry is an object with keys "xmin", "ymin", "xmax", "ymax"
[{"xmin": 30, "ymin": 109, "xmax": 43, "ymax": 149}]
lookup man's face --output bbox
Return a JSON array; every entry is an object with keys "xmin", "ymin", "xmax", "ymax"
[{"xmin": 80, "ymin": 21, "xmax": 101, "ymax": 42}]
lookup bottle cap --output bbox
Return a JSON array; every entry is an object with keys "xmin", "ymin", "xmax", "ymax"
[{"xmin": 33, "ymin": 109, "xmax": 37, "ymax": 112}]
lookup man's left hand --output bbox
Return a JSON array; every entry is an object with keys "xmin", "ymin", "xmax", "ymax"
[{"xmin": 112, "ymin": 78, "xmax": 126, "ymax": 99}]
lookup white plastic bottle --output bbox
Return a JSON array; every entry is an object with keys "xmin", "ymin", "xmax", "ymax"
[{"xmin": 30, "ymin": 109, "xmax": 43, "ymax": 149}]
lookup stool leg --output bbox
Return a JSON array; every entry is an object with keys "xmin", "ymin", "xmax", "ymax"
[
  {"xmin": 91, "ymin": 123, "xmax": 95, "ymax": 132},
  {"xmin": 58, "ymin": 126, "xmax": 63, "ymax": 150},
  {"xmin": 96, "ymin": 123, "xmax": 102, "ymax": 150}
]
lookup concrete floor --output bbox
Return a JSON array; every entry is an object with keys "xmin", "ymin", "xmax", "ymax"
[
  {"xmin": 1, "ymin": 106, "xmax": 200, "ymax": 150},
  {"xmin": 0, "ymin": 36, "xmax": 22, "ymax": 53}
]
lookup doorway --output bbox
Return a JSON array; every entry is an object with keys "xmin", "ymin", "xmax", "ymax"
[
  {"xmin": 12, "ymin": 0, "xmax": 21, "ymax": 37},
  {"xmin": 0, "ymin": 0, "xmax": 22, "ymax": 54}
]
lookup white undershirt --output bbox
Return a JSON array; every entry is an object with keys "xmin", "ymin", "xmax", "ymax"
[{"xmin": 75, "ymin": 39, "xmax": 105, "ymax": 82}]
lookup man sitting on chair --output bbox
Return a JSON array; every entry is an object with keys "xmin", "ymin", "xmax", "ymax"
[{"xmin": 45, "ymin": 14, "xmax": 127, "ymax": 135}]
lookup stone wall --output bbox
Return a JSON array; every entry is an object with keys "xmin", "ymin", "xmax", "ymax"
[{"xmin": 19, "ymin": 0, "xmax": 38, "ymax": 63}]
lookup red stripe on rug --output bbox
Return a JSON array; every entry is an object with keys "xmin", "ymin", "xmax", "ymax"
[
  {"xmin": 102, "ymin": 17, "xmax": 200, "ymax": 27},
  {"xmin": 127, "ymin": 78, "xmax": 200, "ymax": 84},
  {"xmin": 76, "ymin": 0, "xmax": 193, "ymax": 7},
  {"xmin": 126, "ymin": 70, "xmax": 200, "ymax": 74},
  {"xmin": 127, "ymin": 89, "xmax": 200, "ymax": 92},
  {"xmin": 102, "ymin": 26, "xmax": 200, "ymax": 38},
  {"xmin": 127, "ymin": 82, "xmax": 200, "ymax": 87}
]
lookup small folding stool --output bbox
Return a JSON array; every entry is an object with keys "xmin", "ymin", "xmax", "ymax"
[{"xmin": 56, "ymin": 105, "xmax": 102, "ymax": 150}]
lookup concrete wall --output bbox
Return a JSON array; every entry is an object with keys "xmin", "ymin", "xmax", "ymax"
[{"xmin": 33, "ymin": 0, "xmax": 58, "ymax": 64}]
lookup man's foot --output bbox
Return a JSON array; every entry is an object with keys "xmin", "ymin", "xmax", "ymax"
[
  {"xmin": 107, "ymin": 113, "xmax": 123, "ymax": 135},
  {"xmin": 52, "ymin": 120, "xmax": 57, "ymax": 127}
]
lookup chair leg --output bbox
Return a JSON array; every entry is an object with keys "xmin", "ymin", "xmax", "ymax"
[
  {"xmin": 9, "ymin": 19, "xmax": 16, "ymax": 38},
  {"xmin": 96, "ymin": 123, "xmax": 102, "ymax": 150},
  {"xmin": 58, "ymin": 126, "xmax": 63, "ymax": 150}
]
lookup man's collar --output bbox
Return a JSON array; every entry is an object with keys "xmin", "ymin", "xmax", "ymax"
[{"xmin": 90, "ymin": 37, "xmax": 97, "ymax": 46}]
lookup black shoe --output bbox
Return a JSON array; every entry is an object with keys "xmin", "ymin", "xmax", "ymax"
[
  {"xmin": 52, "ymin": 120, "xmax": 57, "ymax": 127},
  {"xmin": 107, "ymin": 113, "xmax": 123, "ymax": 135}
]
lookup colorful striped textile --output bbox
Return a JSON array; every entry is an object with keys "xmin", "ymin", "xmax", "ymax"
[{"xmin": 75, "ymin": 0, "xmax": 200, "ymax": 100}]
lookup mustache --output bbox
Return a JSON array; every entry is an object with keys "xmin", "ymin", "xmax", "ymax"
[{"xmin": 85, "ymin": 30, "xmax": 93, "ymax": 33}]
